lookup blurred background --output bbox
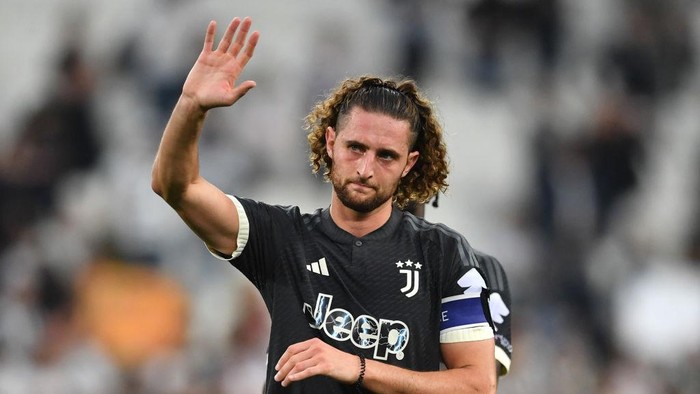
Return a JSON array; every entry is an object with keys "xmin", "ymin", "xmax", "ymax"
[{"xmin": 1, "ymin": 0, "xmax": 699, "ymax": 393}]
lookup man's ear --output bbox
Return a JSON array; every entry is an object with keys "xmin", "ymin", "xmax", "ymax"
[
  {"xmin": 402, "ymin": 151, "xmax": 419, "ymax": 178},
  {"xmin": 325, "ymin": 126, "xmax": 336, "ymax": 159}
]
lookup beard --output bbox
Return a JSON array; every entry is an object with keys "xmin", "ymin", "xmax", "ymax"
[{"xmin": 331, "ymin": 170, "xmax": 397, "ymax": 213}]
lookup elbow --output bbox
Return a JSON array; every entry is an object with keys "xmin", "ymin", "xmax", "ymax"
[
  {"xmin": 151, "ymin": 179, "xmax": 182, "ymax": 206},
  {"xmin": 151, "ymin": 179, "xmax": 166, "ymax": 200},
  {"xmin": 150, "ymin": 165, "xmax": 181, "ymax": 205},
  {"xmin": 151, "ymin": 176, "xmax": 162, "ymax": 198},
  {"xmin": 151, "ymin": 165, "xmax": 165, "ymax": 199}
]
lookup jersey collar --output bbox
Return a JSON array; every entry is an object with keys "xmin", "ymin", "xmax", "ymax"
[{"xmin": 320, "ymin": 206, "xmax": 403, "ymax": 243}]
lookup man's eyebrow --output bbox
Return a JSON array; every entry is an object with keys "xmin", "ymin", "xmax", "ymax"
[{"xmin": 344, "ymin": 139, "xmax": 367, "ymax": 149}]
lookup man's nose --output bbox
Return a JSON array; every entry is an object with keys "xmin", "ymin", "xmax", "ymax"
[{"xmin": 357, "ymin": 154, "xmax": 374, "ymax": 179}]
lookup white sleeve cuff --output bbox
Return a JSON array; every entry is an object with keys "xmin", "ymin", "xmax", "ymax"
[
  {"xmin": 440, "ymin": 324, "xmax": 494, "ymax": 343},
  {"xmin": 495, "ymin": 346, "xmax": 511, "ymax": 375},
  {"xmin": 206, "ymin": 195, "xmax": 250, "ymax": 261}
]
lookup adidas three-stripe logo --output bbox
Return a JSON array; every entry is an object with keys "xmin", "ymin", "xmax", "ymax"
[{"xmin": 306, "ymin": 257, "xmax": 329, "ymax": 276}]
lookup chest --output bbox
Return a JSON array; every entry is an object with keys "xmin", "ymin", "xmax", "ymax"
[
  {"xmin": 267, "ymin": 228, "xmax": 447, "ymax": 366},
  {"xmin": 300, "ymin": 236, "xmax": 440, "ymax": 305}
]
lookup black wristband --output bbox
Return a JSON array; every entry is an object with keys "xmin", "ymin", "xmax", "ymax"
[{"xmin": 355, "ymin": 354, "xmax": 366, "ymax": 390}]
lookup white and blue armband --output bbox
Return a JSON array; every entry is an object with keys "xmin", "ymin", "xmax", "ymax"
[{"xmin": 440, "ymin": 292, "xmax": 494, "ymax": 343}]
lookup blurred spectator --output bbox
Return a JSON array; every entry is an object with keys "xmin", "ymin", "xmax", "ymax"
[
  {"xmin": 600, "ymin": 0, "xmax": 694, "ymax": 101},
  {"xmin": 389, "ymin": 0, "xmax": 432, "ymax": 83},
  {"xmin": 465, "ymin": 0, "xmax": 562, "ymax": 90},
  {"xmin": 0, "ymin": 45, "xmax": 101, "ymax": 254},
  {"xmin": 601, "ymin": 8, "xmax": 659, "ymax": 99},
  {"xmin": 581, "ymin": 95, "xmax": 644, "ymax": 236},
  {"xmin": 531, "ymin": 116, "xmax": 558, "ymax": 240}
]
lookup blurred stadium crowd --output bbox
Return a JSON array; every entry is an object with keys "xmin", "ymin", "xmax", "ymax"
[{"xmin": 0, "ymin": 0, "xmax": 699, "ymax": 393}]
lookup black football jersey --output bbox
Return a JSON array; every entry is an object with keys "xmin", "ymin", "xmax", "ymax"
[{"xmin": 213, "ymin": 196, "xmax": 498, "ymax": 393}]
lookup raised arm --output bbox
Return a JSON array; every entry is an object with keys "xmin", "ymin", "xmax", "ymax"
[{"xmin": 151, "ymin": 17, "xmax": 259, "ymax": 256}]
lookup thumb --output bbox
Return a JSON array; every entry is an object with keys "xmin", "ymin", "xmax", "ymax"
[{"xmin": 231, "ymin": 80, "xmax": 256, "ymax": 102}]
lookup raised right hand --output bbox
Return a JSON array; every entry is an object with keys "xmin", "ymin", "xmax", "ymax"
[{"xmin": 181, "ymin": 17, "xmax": 260, "ymax": 111}]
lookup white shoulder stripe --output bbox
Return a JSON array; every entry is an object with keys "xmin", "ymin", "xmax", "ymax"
[{"xmin": 206, "ymin": 195, "xmax": 250, "ymax": 261}]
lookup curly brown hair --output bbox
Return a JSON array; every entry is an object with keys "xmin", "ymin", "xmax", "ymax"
[{"xmin": 305, "ymin": 76, "xmax": 449, "ymax": 209}]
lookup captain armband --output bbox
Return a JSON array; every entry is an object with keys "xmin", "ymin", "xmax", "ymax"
[{"xmin": 439, "ymin": 293, "xmax": 494, "ymax": 343}]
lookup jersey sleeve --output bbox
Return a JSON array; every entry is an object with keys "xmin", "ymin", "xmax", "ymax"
[
  {"xmin": 439, "ymin": 234, "xmax": 494, "ymax": 345},
  {"xmin": 206, "ymin": 195, "xmax": 250, "ymax": 261},
  {"xmin": 205, "ymin": 195, "xmax": 295, "ymax": 294},
  {"xmin": 436, "ymin": 230, "xmax": 513, "ymax": 376},
  {"xmin": 474, "ymin": 250, "xmax": 513, "ymax": 376}
]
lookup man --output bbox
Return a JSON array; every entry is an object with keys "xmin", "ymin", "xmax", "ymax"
[{"xmin": 152, "ymin": 17, "xmax": 500, "ymax": 393}]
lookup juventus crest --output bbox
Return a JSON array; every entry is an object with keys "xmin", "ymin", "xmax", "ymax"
[{"xmin": 396, "ymin": 259, "xmax": 422, "ymax": 298}]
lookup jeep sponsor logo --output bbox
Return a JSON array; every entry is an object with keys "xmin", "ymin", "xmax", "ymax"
[{"xmin": 303, "ymin": 293, "xmax": 409, "ymax": 360}]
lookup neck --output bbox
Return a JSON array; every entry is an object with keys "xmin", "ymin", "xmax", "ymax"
[{"xmin": 329, "ymin": 194, "xmax": 393, "ymax": 238}]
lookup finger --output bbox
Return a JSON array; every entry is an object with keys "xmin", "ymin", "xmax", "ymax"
[
  {"xmin": 203, "ymin": 20, "xmax": 217, "ymax": 52},
  {"xmin": 228, "ymin": 80, "xmax": 256, "ymax": 103},
  {"xmin": 274, "ymin": 347, "xmax": 291, "ymax": 372},
  {"xmin": 237, "ymin": 31, "xmax": 260, "ymax": 69},
  {"xmin": 216, "ymin": 17, "xmax": 240, "ymax": 53},
  {"xmin": 275, "ymin": 341, "xmax": 302, "ymax": 371},
  {"xmin": 275, "ymin": 349, "xmax": 309, "ymax": 379},
  {"xmin": 275, "ymin": 347, "xmax": 313, "ymax": 383},
  {"xmin": 275, "ymin": 338, "xmax": 318, "ymax": 371},
  {"xmin": 282, "ymin": 362, "xmax": 323, "ymax": 387},
  {"xmin": 229, "ymin": 16, "xmax": 252, "ymax": 56}
]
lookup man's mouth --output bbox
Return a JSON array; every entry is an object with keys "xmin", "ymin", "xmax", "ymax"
[{"xmin": 349, "ymin": 181, "xmax": 374, "ymax": 191}]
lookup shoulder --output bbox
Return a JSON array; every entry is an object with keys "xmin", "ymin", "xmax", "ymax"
[
  {"xmin": 234, "ymin": 196, "xmax": 322, "ymax": 228},
  {"xmin": 235, "ymin": 196, "xmax": 302, "ymax": 216},
  {"xmin": 401, "ymin": 210, "xmax": 464, "ymax": 240},
  {"xmin": 472, "ymin": 250, "xmax": 509, "ymax": 290},
  {"xmin": 400, "ymin": 210, "xmax": 480, "ymax": 265}
]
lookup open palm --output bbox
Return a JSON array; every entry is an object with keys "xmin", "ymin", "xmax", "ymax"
[{"xmin": 182, "ymin": 17, "xmax": 260, "ymax": 111}]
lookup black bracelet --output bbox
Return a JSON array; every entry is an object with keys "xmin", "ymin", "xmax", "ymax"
[{"xmin": 355, "ymin": 354, "xmax": 366, "ymax": 390}]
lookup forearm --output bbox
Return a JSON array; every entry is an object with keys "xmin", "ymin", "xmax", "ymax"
[
  {"xmin": 151, "ymin": 95, "xmax": 207, "ymax": 205},
  {"xmin": 362, "ymin": 359, "xmax": 496, "ymax": 394}
]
